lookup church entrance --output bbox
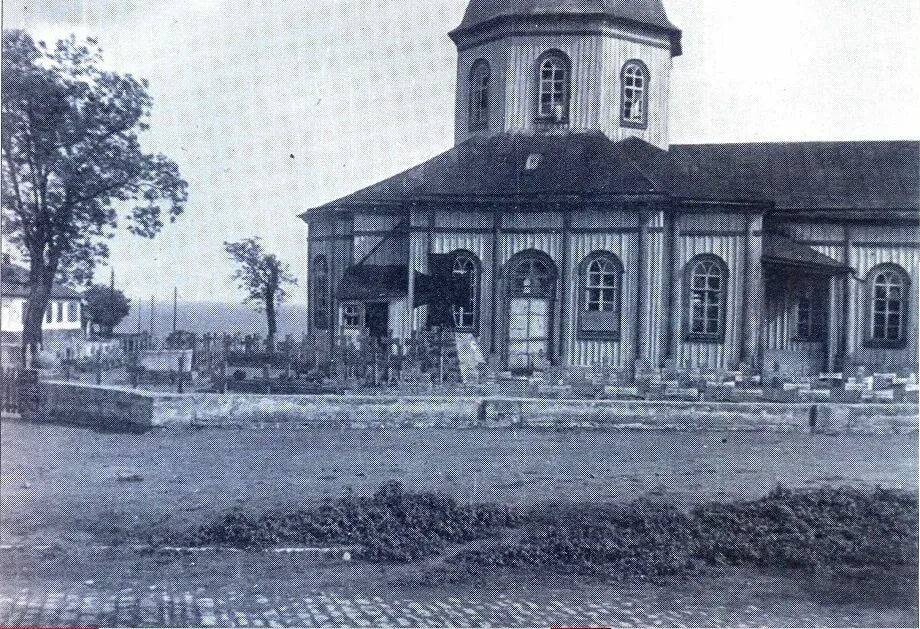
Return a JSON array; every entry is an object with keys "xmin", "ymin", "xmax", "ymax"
[{"xmin": 505, "ymin": 251, "xmax": 557, "ymax": 371}]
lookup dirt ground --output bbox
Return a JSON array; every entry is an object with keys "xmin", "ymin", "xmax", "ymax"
[
  {"xmin": 1, "ymin": 420, "xmax": 917, "ymax": 547},
  {"xmin": 1, "ymin": 419, "xmax": 917, "ymax": 626}
]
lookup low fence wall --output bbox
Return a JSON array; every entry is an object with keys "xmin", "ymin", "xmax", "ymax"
[{"xmin": 24, "ymin": 381, "xmax": 920, "ymax": 435}]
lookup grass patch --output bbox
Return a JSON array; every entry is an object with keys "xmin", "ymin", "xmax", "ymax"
[{"xmin": 170, "ymin": 482, "xmax": 917, "ymax": 583}]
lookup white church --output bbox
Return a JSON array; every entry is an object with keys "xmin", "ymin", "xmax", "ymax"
[{"xmin": 301, "ymin": 0, "xmax": 919, "ymax": 378}]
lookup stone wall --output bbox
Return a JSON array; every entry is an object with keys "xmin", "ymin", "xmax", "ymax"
[{"xmin": 27, "ymin": 381, "xmax": 919, "ymax": 435}]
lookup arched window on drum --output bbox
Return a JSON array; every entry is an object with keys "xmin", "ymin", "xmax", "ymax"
[
  {"xmin": 536, "ymin": 51, "xmax": 571, "ymax": 122},
  {"xmin": 468, "ymin": 60, "xmax": 491, "ymax": 132}
]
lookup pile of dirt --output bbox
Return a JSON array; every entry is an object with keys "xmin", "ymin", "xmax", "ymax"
[
  {"xmin": 175, "ymin": 480, "xmax": 519, "ymax": 561},
  {"xmin": 448, "ymin": 485, "xmax": 918, "ymax": 580},
  {"xmin": 172, "ymin": 482, "xmax": 917, "ymax": 580}
]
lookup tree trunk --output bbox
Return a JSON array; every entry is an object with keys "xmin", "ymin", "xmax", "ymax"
[
  {"xmin": 265, "ymin": 289, "xmax": 277, "ymax": 355},
  {"xmin": 22, "ymin": 282, "xmax": 50, "ymax": 367}
]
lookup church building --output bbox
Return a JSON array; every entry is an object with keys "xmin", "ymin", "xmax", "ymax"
[{"xmin": 300, "ymin": 0, "xmax": 919, "ymax": 377}]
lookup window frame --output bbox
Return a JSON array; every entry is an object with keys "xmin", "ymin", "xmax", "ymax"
[
  {"xmin": 864, "ymin": 263, "xmax": 910, "ymax": 349},
  {"xmin": 468, "ymin": 60, "xmax": 491, "ymax": 132},
  {"xmin": 449, "ymin": 250, "xmax": 482, "ymax": 333},
  {"xmin": 578, "ymin": 252, "xmax": 624, "ymax": 341},
  {"xmin": 683, "ymin": 254, "xmax": 729, "ymax": 343},
  {"xmin": 341, "ymin": 302, "xmax": 364, "ymax": 330},
  {"xmin": 535, "ymin": 50, "xmax": 571, "ymax": 123},
  {"xmin": 312, "ymin": 254, "xmax": 330, "ymax": 330},
  {"xmin": 620, "ymin": 59, "xmax": 650, "ymax": 130}
]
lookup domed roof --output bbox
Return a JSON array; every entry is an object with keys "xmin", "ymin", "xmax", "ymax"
[{"xmin": 452, "ymin": 0, "xmax": 682, "ymax": 55}]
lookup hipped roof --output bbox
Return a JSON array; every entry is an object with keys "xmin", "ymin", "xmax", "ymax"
[{"xmin": 303, "ymin": 133, "xmax": 920, "ymax": 217}]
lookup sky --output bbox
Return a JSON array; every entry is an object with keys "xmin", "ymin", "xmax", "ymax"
[{"xmin": 3, "ymin": 0, "xmax": 920, "ymax": 307}]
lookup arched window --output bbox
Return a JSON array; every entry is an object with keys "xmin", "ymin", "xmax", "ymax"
[
  {"xmin": 621, "ymin": 60, "xmax": 649, "ymax": 129},
  {"xmin": 312, "ymin": 255, "xmax": 329, "ymax": 330},
  {"xmin": 685, "ymin": 255, "xmax": 728, "ymax": 342},
  {"xmin": 536, "ymin": 51, "xmax": 570, "ymax": 121},
  {"xmin": 468, "ymin": 60, "xmax": 491, "ymax": 132},
  {"xmin": 579, "ymin": 252, "xmax": 623, "ymax": 340},
  {"xmin": 510, "ymin": 252, "xmax": 556, "ymax": 298},
  {"xmin": 866, "ymin": 264, "xmax": 910, "ymax": 348},
  {"xmin": 451, "ymin": 250, "xmax": 481, "ymax": 331}
]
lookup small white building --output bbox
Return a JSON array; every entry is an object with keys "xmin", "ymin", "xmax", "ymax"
[{"xmin": 1, "ymin": 255, "xmax": 84, "ymax": 364}]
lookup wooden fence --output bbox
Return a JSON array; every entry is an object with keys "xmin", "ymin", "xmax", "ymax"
[{"xmin": 1, "ymin": 367, "xmax": 38, "ymax": 417}]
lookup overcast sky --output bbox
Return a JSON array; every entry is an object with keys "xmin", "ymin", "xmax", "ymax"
[{"xmin": 3, "ymin": 0, "xmax": 919, "ymax": 306}]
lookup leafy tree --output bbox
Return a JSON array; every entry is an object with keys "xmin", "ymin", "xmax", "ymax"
[
  {"xmin": 1, "ymin": 30, "xmax": 187, "ymax": 362},
  {"xmin": 224, "ymin": 237, "xmax": 297, "ymax": 351},
  {"xmin": 83, "ymin": 283, "xmax": 131, "ymax": 337}
]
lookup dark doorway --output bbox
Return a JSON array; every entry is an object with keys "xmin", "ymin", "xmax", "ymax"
[{"xmin": 365, "ymin": 302, "xmax": 389, "ymax": 339}]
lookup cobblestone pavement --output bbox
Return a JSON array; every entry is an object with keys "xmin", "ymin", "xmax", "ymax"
[{"xmin": 0, "ymin": 585, "xmax": 904, "ymax": 628}]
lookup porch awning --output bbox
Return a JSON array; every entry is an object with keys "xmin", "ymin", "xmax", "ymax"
[
  {"xmin": 338, "ymin": 265, "xmax": 469, "ymax": 305},
  {"xmin": 762, "ymin": 232, "xmax": 851, "ymax": 275}
]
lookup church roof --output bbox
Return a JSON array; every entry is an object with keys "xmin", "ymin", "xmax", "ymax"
[
  {"xmin": 452, "ymin": 0, "xmax": 682, "ymax": 55},
  {"xmin": 670, "ymin": 141, "xmax": 920, "ymax": 212},
  {"xmin": 301, "ymin": 133, "xmax": 920, "ymax": 217}
]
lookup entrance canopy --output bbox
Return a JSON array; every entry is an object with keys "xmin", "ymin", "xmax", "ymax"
[
  {"xmin": 339, "ymin": 265, "xmax": 469, "ymax": 306},
  {"xmin": 762, "ymin": 232, "xmax": 851, "ymax": 276}
]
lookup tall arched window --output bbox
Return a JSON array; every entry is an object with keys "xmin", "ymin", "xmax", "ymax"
[
  {"xmin": 579, "ymin": 252, "xmax": 623, "ymax": 340},
  {"xmin": 866, "ymin": 264, "xmax": 910, "ymax": 348},
  {"xmin": 451, "ymin": 250, "xmax": 481, "ymax": 331},
  {"xmin": 621, "ymin": 60, "xmax": 649, "ymax": 129},
  {"xmin": 685, "ymin": 255, "xmax": 728, "ymax": 342},
  {"xmin": 468, "ymin": 60, "xmax": 491, "ymax": 132},
  {"xmin": 536, "ymin": 51, "xmax": 570, "ymax": 121},
  {"xmin": 312, "ymin": 255, "xmax": 329, "ymax": 330}
]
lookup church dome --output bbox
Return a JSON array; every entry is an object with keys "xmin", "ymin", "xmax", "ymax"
[{"xmin": 452, "ymin": 0, "xmax": 682, "ymax": 55}]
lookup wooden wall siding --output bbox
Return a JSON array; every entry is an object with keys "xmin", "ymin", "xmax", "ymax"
[
  {"xmin": 641, "ymin": 224, "xmax": 666, "ymax": 365},
  {"xmin": 500, "ymin": 232, "xmax": 563, "ymax": 265},
  {"xmin": 409, "ymin": 232, "xmax": 430, "ymax": 336},
  {"xmin": 670, "ymin": 215, "xmax": 749, "ymax": 369},
  {"xmin": 434, "ymin": 211, "xmax": 493, "ymax": 230},
  {"xmin": 503, "ymin": 212, "xmax": 564, "ymax": 231},
  {"xmin": 352, "ymin": 234, "xmax": 408, "ymax": 266},
  {"xmin": 571, "ymin": 208, "xmax": 640, "ymax": 230},
  {"xmin": 455, "ymin": 33, "xmax": 673, "ymax": 148}
]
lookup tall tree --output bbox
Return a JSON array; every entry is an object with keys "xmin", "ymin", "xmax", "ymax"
[
  {"xmin": 224, "ymin": 237, "xmax": 297, "ymax": 351},
  {"xmin": 83, "ymin": 284, "xmax": 131, "ymax": 337},
  {"xmin": 1, "ymin": 30, "xmax": 187, "ymax": 363}
]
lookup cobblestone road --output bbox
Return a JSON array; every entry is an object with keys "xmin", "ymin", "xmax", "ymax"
[{"xmin": 0, "ymin": 585, "xmax": 904, "ymax": 628}]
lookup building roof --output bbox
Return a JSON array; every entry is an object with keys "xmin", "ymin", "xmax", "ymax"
[
  {"xmin": 763, "ymin": 232, "xmax": 851, "ymax": 275},
  {"xmin": 452, "ymin": 0, "xmax": 682, "ymax": 55},
  {"xmin": 671, "ymin": 141, "xmax": 920, "ymax": 212},
  {"xmin": 302, "ymin": 134, "xmax": 920, "ymax": 218},
  {"xmin": 1, "ymin": 263, "xmax": 82, "ymax": 299}
]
